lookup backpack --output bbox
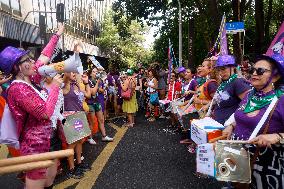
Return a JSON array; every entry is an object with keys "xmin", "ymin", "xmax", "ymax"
[{"xmin": 0, "ymin": 100, "xmax": 19, "ymax": 149}]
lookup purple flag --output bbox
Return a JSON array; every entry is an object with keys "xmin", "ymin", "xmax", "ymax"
[
  {"xmin": 207, "ymin": 14, "xmax": 228, "ymax": 57},
  {"xmin": 220, "ymin": 15, "xmax": 228, "ymax": 55},
  {"xmin": 266, "ymin": 22, "xmax": 284, "ymax": 56},
  {"xmin": 168, "ymin": 39, "xmax": 172, "ymax": 84}
]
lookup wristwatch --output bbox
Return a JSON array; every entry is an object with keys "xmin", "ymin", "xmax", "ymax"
[{"xmin": 277, "ymin": 133, "xmax": 284, "ymax": 144}]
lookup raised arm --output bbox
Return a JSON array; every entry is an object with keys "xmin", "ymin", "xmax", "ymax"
[{"xmin": 31, "ymin": 24, "xmax": 64, "ymax": 84}]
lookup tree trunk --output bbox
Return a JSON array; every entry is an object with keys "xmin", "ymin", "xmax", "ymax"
[
  {"xmin": 232, "ymin": 0, "xmax": 242, "ymax": 64},
  {"xmin": 188, "ymin": 18, "xmax": 194, "ymax": 69},
  {"xmin": 264, "ymin": 0, "xmax": 273, "ymax": 45},
  {"xmin": 207, "ymin": 0, "xmax": 221, "ymax": 43},
  {"xmin": 255, "ymin": 0, "xmax": 265, "ymax": 54}
]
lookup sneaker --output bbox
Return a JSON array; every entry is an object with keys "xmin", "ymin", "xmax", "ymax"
[
  {"xmin": 66, "ymin": 168, "xmax": 84, "ymax": 179},
  {"xmin": 88, "ymin": 138, "xmax": 97, "ymax": 145},
  {"xmin": 77, "ymin": 162, "xmax": 91, "ymax": 172},
  {"xmin": 102, "ymin": 135, "xmax": 114, "ymax": 142},
  {"xmin": 159, "ymin": 115, "xmax": 166, "ymax": 119},
  {"xmin": 165, "ymin": 116, "xmax": 170, "ymax": 119},
  {"xmin": 74, "ymin": 156, "xmax": 84, "ymax": 162}
]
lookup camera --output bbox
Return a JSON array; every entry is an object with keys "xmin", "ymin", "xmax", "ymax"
[
  {"xmin": 95, "ymin": 72, "xmax": 103, "ymax": 79},
  {"xmin": 95, "ymin": 71, "xmax": 107, "ymax": 81}
]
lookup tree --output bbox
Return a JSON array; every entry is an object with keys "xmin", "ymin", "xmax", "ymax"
[
  {"xmin": 113, "ymin": 0, "xmax": 284, "ymax": 67},
  {"xmin": 96, "ymin": 10, "xmax": 153, "ymax": 69}
]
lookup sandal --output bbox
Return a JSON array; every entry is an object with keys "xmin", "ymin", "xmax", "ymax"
[
  {"xmin": 122, "ymin": 122, "xmax": 131, "ymax": 127},
  {"xmin": 123, "ymin": 123, "xmax": 134, "ymax": 127},
  {"xmin": 148, "ymin": 117, "xmax": 156, "ymax": 122},
  {"xmin": 180, "ymin": 139, "xmax": 192, "ymax": 144}
]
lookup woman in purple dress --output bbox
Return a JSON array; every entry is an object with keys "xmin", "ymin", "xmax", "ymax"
[{"xmin": 223, "ymin": 54, "xmax": 284, "ymax": 189}]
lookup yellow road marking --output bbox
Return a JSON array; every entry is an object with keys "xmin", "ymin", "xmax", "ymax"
[
  {"xmin": 0, "ymin": 144, "xmax": 9, "ymax": 160},
  {"xmin": 54, "ymin": 123, "xmax": 128, "ymax": 189}
]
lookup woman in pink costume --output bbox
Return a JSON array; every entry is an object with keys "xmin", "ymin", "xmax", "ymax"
[{"xmin": 0, "ymin": 24, "xmax": 64, "ymax": 189}]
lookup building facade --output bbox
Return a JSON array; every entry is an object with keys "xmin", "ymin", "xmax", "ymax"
[{"xmin": 0, "ymin": 0, "xmax": 113, "ymax": 56}]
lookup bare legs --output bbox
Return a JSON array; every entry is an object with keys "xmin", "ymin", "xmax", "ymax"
[
  {"xmin": 66, "ymin": 140, "xmax": 83, "ymax": 169},
  {"xmin": 95, "ymin": 110, "xmax": 107, "ymax": 137},
  {"xmin": 113, "ymin": 95, "xmax": 118, "ymax": 115},
  {"xmin": 159, "ymin": 89, "xmax": 166, "ymax": 100},
  {"xmin": 25, "ymin": 159, "xmax": 58, "ymax": 189}
]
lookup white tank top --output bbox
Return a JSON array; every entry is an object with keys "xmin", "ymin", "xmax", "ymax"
[{"xmin": 147, "ymin": 78, "xmax": 156, "ymax": 93}]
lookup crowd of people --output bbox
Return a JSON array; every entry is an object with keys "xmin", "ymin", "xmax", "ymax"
[
  {"xmin": 129, "ymin": 54, "xmax": 284, "ymax": 189},
  {"xmin": 0, "ymin": 23, "xmax": 284, "ymax": 189}
]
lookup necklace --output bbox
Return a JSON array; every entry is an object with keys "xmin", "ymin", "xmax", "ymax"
[
  {"xmin": 217, "ymin": 74, "xmax": 238, "ymax": 93},
  {"xmin": 197, "ymin": 77, "xmax": 206, "ymax": 87}
]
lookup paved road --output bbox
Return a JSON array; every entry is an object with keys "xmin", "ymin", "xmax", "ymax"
[
  {"xmin": 0, "ymin": 113, "xmax": 222, "ymax": 189},
  {"xmin": 94, "ymin": 114, "xmax": 222, "ymax": 189}
]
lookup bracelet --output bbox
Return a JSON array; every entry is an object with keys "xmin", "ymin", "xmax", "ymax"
[{"xmin": 277, "ymin": 133, "xmax": 283, "ymax": 142}]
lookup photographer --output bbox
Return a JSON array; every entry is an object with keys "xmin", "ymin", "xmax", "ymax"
[{"xmin": 87, "ymin": 67, "xmax": 113, "ymax": 142}]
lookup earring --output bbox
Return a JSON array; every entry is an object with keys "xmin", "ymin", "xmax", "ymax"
[{"xmin": 272, "ymin": 82, "xmax": 275, "ymax": 90}]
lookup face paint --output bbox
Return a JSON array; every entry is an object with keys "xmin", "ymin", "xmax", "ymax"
[{"xmin": 24, "ymin": 64, "xmax": 31, "ymax": 70}]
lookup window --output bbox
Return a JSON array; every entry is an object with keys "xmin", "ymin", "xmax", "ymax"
[{"xmin": 0, "ymin": 0, "xmax": 21, "ymax": 16}]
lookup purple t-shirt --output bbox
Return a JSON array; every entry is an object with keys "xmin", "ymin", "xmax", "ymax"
[
  {"xmin": 107, "ymin": 74, "xmax": 114, "ymax": 86},
  {"xmin": 213, "ymin": 78, "xmax": 251, "ymax": 124},
  {"xmin": 183, "ymin": 79, "xmax": 198, "ymax": 101},
  {"xmin": 233, "ymin": 92, "xmax": 284, "ymax": 140},
  {"xmin": 96, "ymin": 82, "xmax": 105, "ymax": 111},
  {"xmin": 207, "ymin": 81, "xmax": 218, "ymax": 95}
]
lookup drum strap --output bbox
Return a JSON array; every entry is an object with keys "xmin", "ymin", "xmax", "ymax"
[{"xmin": 250, "ymin": 96, "xmax": 280, "ymax": 169}]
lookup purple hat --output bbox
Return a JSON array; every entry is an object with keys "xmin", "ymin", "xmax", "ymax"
[
  {"xmin": 0, "ymin": 46, "xmax": 29, "ymax": 74},
  {"xmin": 177, "ymin": 66, "xmax": 186, "ymax": 74},
  {"xmin": 258, "ymin": 54, "xmax": 284, "ymax": 79},
  {"xmin": 215, "ymin": 55, "xmax": 236, "ymax": 67}
]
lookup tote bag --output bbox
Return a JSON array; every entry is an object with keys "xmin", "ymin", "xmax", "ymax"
[
  {"xmin": 0, "ymin": 104, "xmax": 19, "ymax": 149},
  {"xmin": 150, "ymin": 92, "xmax": 159, "ymax": 105},
  {"xmin": 62, "ymin": 111, "xmax": 91, "ymax": 144}
]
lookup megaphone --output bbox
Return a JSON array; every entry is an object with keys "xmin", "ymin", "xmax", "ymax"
[{"xmin": 38, "ymin": 53, "xmax": 83, "ymax": 77}]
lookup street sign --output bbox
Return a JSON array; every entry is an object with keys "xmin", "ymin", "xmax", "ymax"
[{"xmin": 226, "ymin": 22, "xmax": 244, "ymax": 34}]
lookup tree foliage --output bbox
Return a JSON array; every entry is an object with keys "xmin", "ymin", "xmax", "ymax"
[
  {"xmin": 113, "ymin": 0, "xmax": 284, "ymax": 68},
  {"xmin": 96, "ymin": 10, "xmax": 153, "ymax": 69}
]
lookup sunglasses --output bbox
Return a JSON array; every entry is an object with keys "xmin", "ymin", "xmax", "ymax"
[
  {"xmin": 19, "ymin": 57, "xmax": 33, "ymax": 64},
  {"xmin": 248, "ymin": 67, "xmax": 271, "ymax": 75}
]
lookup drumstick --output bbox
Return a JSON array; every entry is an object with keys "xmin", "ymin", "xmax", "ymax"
[
  {"xmin": 209, "ymin": 135, "xmax": 227, "ymax": 143},
  {"xmin": 218, "ymin": 140, "xmax": 250, "ymax": 144},
  {"xmin": 0, "ymin": 160, "xmax": 54, "ymax": 175},
  {"xmin": 0, "ymin": 149, "xmax": 74, "ymax": 167}
]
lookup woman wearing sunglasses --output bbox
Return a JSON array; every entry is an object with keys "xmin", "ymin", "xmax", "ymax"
[
  {"xmin": 211, "ymin": 55, "xmax": 250, "ymax": 124},
  {"xmin": 223, "ymin": 54, "xmax": 284, "ymax": 189},
  {"xmin": 0, "ymin": 24, "xmax": 64, "ymax": 189}
]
